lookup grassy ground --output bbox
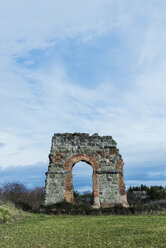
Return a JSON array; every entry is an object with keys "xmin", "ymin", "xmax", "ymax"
[
  {"xmin": 0, "ymin": 212, "xmax": 166, "ymax": 248},
  {"xmin": 0, "ymin": 201, "xmax": 31, "ymax": 223}
]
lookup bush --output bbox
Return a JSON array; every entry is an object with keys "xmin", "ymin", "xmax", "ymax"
[
  {"xmin": 41, "ymin": 200, "xmax": 166, "ymax": 216},
  {"xmin": 0, "ymin": 208, "xmax": 9, "ymax": 223},
  {"xmin": 41, "ymin": 201, "xmax": 93, "ymax": 215},
  {"xmin": 73, "ymin": 191, "xmax": 93, "ymax": 205},
  {"xmin": 0, "ymin": 182, "xmax": 45, "ymax": 213},
  {"xmin": 1, "ymin": 182, "xmax": 27, "ymax": 203}
]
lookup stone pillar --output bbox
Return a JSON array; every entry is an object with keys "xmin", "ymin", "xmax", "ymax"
[
  {"xmin": 116, "ymin": 159, "xmax": 129, "ymax": 207},
  {"xmin": 64, "ymin": 172, "xmax": 74, "ymax": 203},
  {"xmin": 45, "ymin": 172, "xmax": 65, "ymax": 205}
]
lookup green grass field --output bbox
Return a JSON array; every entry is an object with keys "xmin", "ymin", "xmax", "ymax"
[{"xmin": 0, "ymin": 213, "xmax": 166, "ymax": 248}]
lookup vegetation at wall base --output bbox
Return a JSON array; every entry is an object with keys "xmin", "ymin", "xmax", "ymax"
[{"xmin": 41, "ymin": 200, "xmax": 166, "ymax": 216}]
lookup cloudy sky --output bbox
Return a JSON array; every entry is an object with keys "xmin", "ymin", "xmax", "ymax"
[{"xmin": 0, "ymin": 0, "xmax": 166, "ymax": 192}]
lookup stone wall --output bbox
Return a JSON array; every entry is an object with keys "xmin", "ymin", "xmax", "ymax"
[{"xmin": 45, "ymin": 133, "xmax": 128, "ymax": 207}]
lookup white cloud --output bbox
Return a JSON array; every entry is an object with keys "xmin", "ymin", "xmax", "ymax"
[{"xmin": 148, "ymin": 171, "xmax": 166, "ymax": 178}]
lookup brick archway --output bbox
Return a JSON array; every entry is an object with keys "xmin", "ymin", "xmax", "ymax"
[
  {"xmin": 45, "ymin": 133, "xmax": 129, "ymax": 207},
  {"xmin": 64, "ymin": 154, "xmax": 100, "ymax": 207}
]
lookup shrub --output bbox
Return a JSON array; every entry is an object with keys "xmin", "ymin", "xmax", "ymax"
[
  {"xmin": 73, "ymin": 191, "xmax": 93, "ymax": 205},
  {"xmin": 41, "ymin": 200, "xmax": 166, "ymax": 216},
  {"xmin": 0, "ymin": 182, "xmax": 45, "ymax": 213},
  {"xmin": 0, "ymin": 208, "xmax": 9, "ymax": 223}
]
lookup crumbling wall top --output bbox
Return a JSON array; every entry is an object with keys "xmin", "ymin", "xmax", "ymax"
[
  {"xmin": 51, "ymin": 133, "xmax": 117, "ymax": 152},
  {"xmin": 52, "ymin": 133, "xmax": 117, "ymax": 143}
]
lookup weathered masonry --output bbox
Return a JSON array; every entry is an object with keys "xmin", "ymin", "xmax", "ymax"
[{"xmin": 45, "ymin": 133, "xmax": 128, "ymax": 208}]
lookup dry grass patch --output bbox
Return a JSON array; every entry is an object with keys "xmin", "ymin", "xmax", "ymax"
[{"xmin": 0, "ymin": 201, "xmax": 31, "ymax": 223}]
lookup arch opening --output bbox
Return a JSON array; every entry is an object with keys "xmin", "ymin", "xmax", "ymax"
[
  {"xmin": 64, "ymin": 154, "xmax": 100, "ymax": 207},
  {"xmin": 72, "ymin": 161, "xmax": 93, "ymax": 204}
]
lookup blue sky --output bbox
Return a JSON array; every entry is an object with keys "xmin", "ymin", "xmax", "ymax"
[{"xmin": 0, "ymin": 0, "xmax": 166, "ymax": 192}]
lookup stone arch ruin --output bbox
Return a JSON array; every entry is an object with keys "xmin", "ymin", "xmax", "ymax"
[{"xmin": 45, "ymin": 133, "xmax": 128, "ymax": 208}]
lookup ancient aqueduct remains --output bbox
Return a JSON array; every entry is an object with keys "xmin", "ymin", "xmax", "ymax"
[{"xmin": 45, "ymin": 133, "xmax": 128, "ymax": 208}]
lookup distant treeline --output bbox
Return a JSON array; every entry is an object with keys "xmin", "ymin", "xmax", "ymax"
[{"xmin": 127, "ymin": 184, "xmax": 166, "ymax": 205}]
